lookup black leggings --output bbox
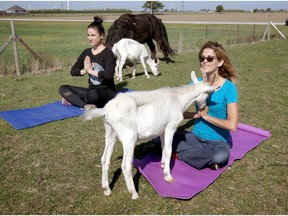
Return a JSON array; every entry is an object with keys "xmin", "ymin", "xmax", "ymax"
[{"xmin": 59, "ymin": 85, "xmax": 116, "ymax": 108}]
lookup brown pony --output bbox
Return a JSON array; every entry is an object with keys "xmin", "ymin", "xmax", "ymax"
[{"xmin": 105, "ymin": 13, "xmax": 176, "ymax": 62}]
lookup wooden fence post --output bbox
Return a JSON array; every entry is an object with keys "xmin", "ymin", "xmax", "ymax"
[
  {"xmin": 177, "ymin": 31, "xmax": 183, "ymax": 52},
  {"xmin": 0, "ymin": 20, "xmax": 46, "ymax": 76},
  {"xmin": 11, "ymin": 21, "xmax": 21, "ymax": 76},
  {"xmin": 262, "ymin": 21, "xmax": 270, "ymax": 41},
  {"xmin": 270, "ymin": 21, "xmax": 287, "ymax": 39},
  {"xmin": 236, "ymin": 24, "xmax": 240, "ymax": 44}
]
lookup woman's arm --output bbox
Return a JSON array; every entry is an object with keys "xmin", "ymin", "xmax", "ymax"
[
  {"xmin": 70, "ymin": 50, "xmax": 86, "ymax": 76},
  {"xmin": 98, "ymin": 49, "xmax": 116, "ymax": 79},
  {"xmin": 200, "ymin": 102, "xmax": 238, "ymax": 131}
]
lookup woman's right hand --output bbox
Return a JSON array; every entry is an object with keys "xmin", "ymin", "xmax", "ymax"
[{"xmin": 84, "ymin": 56, "xmax": 93, "ymax": 73}]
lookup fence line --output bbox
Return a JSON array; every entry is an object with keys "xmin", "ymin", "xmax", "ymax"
[
  {"xmin": 0, "ymin": 18, "xmax": 285, "ymax": 26},
  {"xmin": 0, "ymin": 20, "xmax": 286, "ymax": 77}
]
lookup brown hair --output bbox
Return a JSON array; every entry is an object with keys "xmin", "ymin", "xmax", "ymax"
[{"xmin": 199, "ymin": 41, "xmax": 237, "ymax": 83}]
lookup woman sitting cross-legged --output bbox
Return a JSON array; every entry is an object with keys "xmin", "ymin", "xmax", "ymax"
[
  {"xmin": 166, "ymin": 41, "xmax": 239, "ymax": 170},
  {"xmin": 59, "ymin": 16, "xmax": 116, "ymax": 110}
]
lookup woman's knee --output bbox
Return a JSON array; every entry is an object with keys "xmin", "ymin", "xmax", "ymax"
[
  {"xmin": 213, "ymin": 148, "xmax": 230, "ymax": 162},
  {"xmin": 212, "ymin": 146, "xmax": 230, "ymax": 167},
  {"xmin": 59, "ymin": 85, "xmax": 69, "ymax": 95}
]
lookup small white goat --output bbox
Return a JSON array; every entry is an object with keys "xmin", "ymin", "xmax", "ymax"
[
  {"xmin": 83, "ymin": 70, "xmax": 216, "ymax": 199},
  {"xmin": 112, "ymin": 38, "xmax": 160, "ymax": 82}
]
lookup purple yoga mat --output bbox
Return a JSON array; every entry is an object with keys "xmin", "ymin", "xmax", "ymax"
[{"xmin": 132, "ymin": 123, "xmax": 271, "ymax": 199}]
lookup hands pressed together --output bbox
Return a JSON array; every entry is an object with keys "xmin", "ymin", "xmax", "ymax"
[{"xmin": 81, "ymin": 56, "xmax": 98, "ymax": 77}]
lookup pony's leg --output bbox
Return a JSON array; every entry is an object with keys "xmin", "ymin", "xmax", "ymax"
[
  {"xmin": 140, "ymin": 57, "xmax": 150, "ymax": 79},
  {"xmin": 121, "ymin": 135, "xmax": 139, "ymax": 199},
  {"xmin": 162, "ymin": 128, "xmax": 176, "ymax": 183},
  {"xmin": 101, "ymin": 122, "xmax": 117, "ymax": 196},
  {"xmin": 147, "ymin": 40, "xmax": 156, "ymax": 61}
]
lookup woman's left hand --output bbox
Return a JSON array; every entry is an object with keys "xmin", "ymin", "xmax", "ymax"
[{"xmin": 84, "ymin": 56, "xmax": 93, "ymax": 73}]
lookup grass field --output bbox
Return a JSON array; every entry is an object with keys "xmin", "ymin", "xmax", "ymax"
[
  {"xmin": 1, "ymin": 15, "xmax": 288, "ymax": 75},
  {"xmin": 0, "ymin": 16, "xmax": 288, "ymax": 214}
]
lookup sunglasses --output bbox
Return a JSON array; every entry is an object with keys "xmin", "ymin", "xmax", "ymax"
[{"xmin": 198, "ymin": 55, "xmax": 218, "ymax": 62}]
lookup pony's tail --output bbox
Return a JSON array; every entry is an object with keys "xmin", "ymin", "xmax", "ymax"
[
  {"xmin": 157, "ymin": 18, "xmax": 177, "ymax": 57},
  {"xmin": 83, "ymin": 108, "xmax": 105, "ymax": 121}
]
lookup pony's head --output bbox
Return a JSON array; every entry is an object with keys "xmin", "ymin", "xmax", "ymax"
[{"xmin": 105, "ymin": 14, "xmax": 137, "ymax": 49}]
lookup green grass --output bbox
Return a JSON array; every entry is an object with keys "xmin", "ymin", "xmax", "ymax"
[{"xmin": 0, "ymin": 21, "xmax": 288, "ymax": 214}]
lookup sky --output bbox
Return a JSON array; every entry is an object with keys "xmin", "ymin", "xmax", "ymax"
[{"xmin": 0, "ymin": 1, "xmax": 287, "ymax": 11}]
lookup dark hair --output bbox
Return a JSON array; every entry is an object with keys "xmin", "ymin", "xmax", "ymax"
[
  {"xmin": 88, "ymin": 16, "xmax": 105, "ymax": 36},
  {"xmin": 199, "ymin": 41, "xmax": 237, "ymax": 83}
]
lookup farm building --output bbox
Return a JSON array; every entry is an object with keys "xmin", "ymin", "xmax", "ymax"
[{"xmin": 6, "ymin": 5, "xmax": 28, "ymax": 14}]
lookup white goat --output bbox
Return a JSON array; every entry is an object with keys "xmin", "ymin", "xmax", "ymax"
[
  {"xmin": 83, "ymin": 70, "xmax": 216, "ymax": 199},
  {"xmin": 112, "ymin": 38, "xmax": 160, "ymax": 82}
]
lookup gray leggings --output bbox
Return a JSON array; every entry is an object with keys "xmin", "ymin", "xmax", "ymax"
[{"xmin": 173, "ymin": 132, "xmax": 231, "ymax": 169}]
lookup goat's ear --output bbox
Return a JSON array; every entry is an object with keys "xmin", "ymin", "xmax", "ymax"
[
  {"xmin": 200, "ymin": 67, "xmax": 208, "ymax": 83},
  {"xmin": 191, "ymin": 71, "xmax": 199, "ymax": 84}
]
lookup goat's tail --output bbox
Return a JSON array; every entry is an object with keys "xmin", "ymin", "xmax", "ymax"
[{"xmin": 83, "ymin": 108, "xmax": 105, "ymax": 121}]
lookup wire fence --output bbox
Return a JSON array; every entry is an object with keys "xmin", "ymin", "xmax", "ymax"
[
  {"xmin": 167, "ymin": 23, "xmax": 285, "ymax": 53},
  {"xmin": 0, "ymin": 20, "xmax": 287, "ymax": 77}
]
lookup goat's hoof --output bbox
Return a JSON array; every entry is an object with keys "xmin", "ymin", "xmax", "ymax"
[
  {"xmin": 146, "ymin": 76, "xmax": 150, "ymax": 79},
  {"xmin": 103, "ymin": 188, "xmax": 112, "ymax": 197},
  {"xmin": 131, "ymin": 193, "xmax": 139, "ymax": 200},
  {"xmin": 165, "ymin": 176, "xmax": 175, "ymax": 183},
  {"xmin": 132, "ymin": 76, "xmax": 136, "ymax": 79}
]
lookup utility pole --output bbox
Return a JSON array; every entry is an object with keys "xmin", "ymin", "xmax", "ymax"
[{"xmin": 67, "ymin": 0, "xmax": 70, "ymax": 10}]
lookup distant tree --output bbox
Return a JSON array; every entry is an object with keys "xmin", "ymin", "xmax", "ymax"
[
  {"xmin": 215, "ymin": 5, "xmax": 224, "ymax": 13},
  {"xmin": 142, "ymin": 1, "xmax": 164, "ymax": 14}
]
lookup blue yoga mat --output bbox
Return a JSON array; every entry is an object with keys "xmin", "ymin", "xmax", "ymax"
[
  {"xmin": 0, "ymin": 88, "xmax": 133, "ymax": 130},
  {"xmin": 0, "ymin": 101, "xmax": 84, "ymax": 130}
]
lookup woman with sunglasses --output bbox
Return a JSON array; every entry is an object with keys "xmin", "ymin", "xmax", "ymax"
[{"xmin": 171, "ymin": 41, "xmax": 238, "ymax": 170}]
